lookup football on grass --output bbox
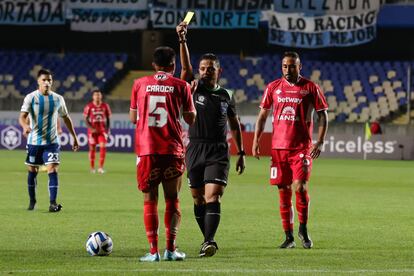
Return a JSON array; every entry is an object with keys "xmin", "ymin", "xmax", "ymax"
[{"xmin": 86, "ymin": 231, "xmax": 113, "ymax": 256}]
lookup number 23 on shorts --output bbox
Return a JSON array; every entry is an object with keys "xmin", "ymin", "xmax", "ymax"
[{"xmin": 47, "ymin": 152, "xmax": 59, "ymax": 163}]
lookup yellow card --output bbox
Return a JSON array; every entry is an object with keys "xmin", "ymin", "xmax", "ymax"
[{"xmin": 183, "ymin": 11, "xmax": 194, "ymax": 24}]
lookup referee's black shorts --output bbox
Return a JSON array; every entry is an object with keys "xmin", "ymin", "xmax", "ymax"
[{"xmin": 185, "ymin": 141, "xmax": 230, "ymax": 188}]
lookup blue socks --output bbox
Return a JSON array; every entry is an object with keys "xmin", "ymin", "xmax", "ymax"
[
  {"xmin": 48, "ymin": 172, "xmax": 58, "ymax": 204},
  {"xmin": 28, "ymin": 171, "xmax": 37, "ymax": 202}
]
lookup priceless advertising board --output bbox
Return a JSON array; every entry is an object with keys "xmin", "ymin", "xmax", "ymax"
[{"xmin": 228, "ymin": 132, "xmax": 412, "ymax": 160}]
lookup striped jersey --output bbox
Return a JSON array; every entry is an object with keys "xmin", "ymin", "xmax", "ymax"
[{"xmin": 21, "ymin": 90, "xmax": 69, "ymax": 145}]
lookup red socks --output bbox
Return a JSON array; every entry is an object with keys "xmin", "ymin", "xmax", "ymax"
[
  {"xmin": 143, "ymin": 201, "xmax": 159, "ymax": 254},
  {"xmin": 89, "ymin": 146, "xmax": 106, "ymax": 170},
  {"xmin": 278, "ymin": 188, "xmax": 294, "ymax": 232},
  {"xmin": 143, "ymin": 199, "xmax": 181, "ymax": 254},
  {"xmin": 89, "ymin": 146, "xmax": 96, "ymax": 169},
  {"xmin": 164, "ymin": 199, "xmax": 181, "ymax": 252},
  {"xmin": 279, "ymin": 187, "xmax": 310, "ymax": 233},
  {"xmin": 99, "ymin": 147, "xmax": 106, "ymax": 169},
  {"xmin": 296, "ymin": 191, "xmax": 310, "ymax": 225}
]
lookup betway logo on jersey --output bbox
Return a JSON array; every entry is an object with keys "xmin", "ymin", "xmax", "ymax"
[
  {"xmin": 91, "ymin": 109, "xmax": 105, "ymax": 122},
  {"xmin": 278, "ymin": 106, "xmax": 297, "ymax": 121},
  {"xmin": 146, "ymin": 85, "xmax": 174, "ymax": 93},
  {"xmin": 277, "ymin": 96, "xmax": 302, "ymax": 104}
]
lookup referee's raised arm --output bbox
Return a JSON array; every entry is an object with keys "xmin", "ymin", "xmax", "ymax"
[{"xmin": 176, "ymin": 22, "xmax": 194, "ymax": 82}]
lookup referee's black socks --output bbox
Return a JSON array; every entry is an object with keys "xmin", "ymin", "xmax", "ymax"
[
  {"xmin": 204, "ymin": 202, "xmax": 221, "ymax": 242},
  {"xmin": 194, "ymin": 204, "xmax": 206, "ymax": 236}
]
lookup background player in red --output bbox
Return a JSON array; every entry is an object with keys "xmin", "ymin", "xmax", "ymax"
[
  {"xmin": 252, "ymin": 52, "xmax": 328, "ymax": 249},
  {"xmin": 129, "ymin": 46, "xmax": 196, "ymax": 262},
  {"xmin": 83, "ymin": 90, "xmax": 111, "ymax": 174}
]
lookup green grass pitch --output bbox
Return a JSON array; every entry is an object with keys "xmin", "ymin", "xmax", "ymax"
[{"xmin": 1, "ymin": 149, "xmax": 413, "ymax": 275}]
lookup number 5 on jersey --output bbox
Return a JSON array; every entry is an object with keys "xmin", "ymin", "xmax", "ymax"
[{"xmin": 148, "ymin": 95, "xmax": 168, "ymax": 128}]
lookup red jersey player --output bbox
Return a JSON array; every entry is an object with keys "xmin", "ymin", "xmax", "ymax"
[
  {"xmin": 129, "ymin": 46, "xmax": 196, "ymax": 262},
  {"xmin": 83, "ymin": 90, "xmax": 111, "ymax": 174},
  {"xmin": 252, "ymin": 52, "xmax": 328, "ymax": 249}
]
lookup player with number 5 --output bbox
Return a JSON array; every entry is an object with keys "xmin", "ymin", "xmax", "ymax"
[
  {"xmin": 19, "ymin": 69, "xmax": 79, "ymax": 213},
  {"xmin": 129, "ymin": 46, "xmax": 196, "ymax": 262}
]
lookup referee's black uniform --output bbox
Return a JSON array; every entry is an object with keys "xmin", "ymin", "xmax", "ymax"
[{"xmin": 186, "ymin": 83, "xmax": 237, "ymax": 188}]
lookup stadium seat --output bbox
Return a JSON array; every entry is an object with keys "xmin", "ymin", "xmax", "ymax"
[
  {"xmin": 1, "ymin": 50, "xmax": 410, "ymax": 122},
  {"xmin": 0, "ymin": 50, "xmax": 127, "ymax": 99}
]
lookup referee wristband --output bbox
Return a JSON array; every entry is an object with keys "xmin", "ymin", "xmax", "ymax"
[{"xmin": 237, "ymin": 150, "xmax": 246, "ymax": 156}]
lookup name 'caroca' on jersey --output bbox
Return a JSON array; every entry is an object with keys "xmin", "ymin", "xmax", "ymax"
[{"xmin": 145, "ymin": 85, "xmax": 174, "ymax": 93}]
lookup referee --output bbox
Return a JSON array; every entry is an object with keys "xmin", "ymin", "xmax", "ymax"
[{"xmin": 176, "ymin": 22, "xmax": 245, "ymax": 257}]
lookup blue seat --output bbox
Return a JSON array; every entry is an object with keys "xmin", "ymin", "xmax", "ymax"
[
  {"xmin": 336, "ymin": 113, "xmax": 347, "ymax": 122},
  {"xmin": 0, "ymin": 49, "xmax": 128, "ymax": 96}
]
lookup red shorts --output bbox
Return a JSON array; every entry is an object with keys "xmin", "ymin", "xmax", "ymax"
[
  {"xmin": 136, "ymin": 155, "xmax": 185, "ymax": 192},
  {"xmin": 270, "ymin": 149, "xmax": 312, "ymax": 186},
  {"xmin": 88, "ymin": 132, "xmax": 107, "ymax": 145}
]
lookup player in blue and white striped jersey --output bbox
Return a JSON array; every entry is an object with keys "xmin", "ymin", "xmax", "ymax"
[{"xmin": 19, "ymin": 69, "xmax": 79, "ymax": 212}]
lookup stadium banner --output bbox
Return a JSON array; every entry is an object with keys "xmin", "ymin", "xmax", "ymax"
[
  {"xmin": 151, "ymin": 0, "xmax": 272, "ymax": 10},
  {"xmin": 150, "ymin": 8, "xmax": 260, "ymax": 29},
  {"xmin": 0, "ymin": 0, "xmax": 65, "ymax": 25},
  {"xmin": 273, "ymin": 0, "xmax": 381, "ymax": 15},
  {"xmin": 264, "ymin": 9, "xmax": 378, "ymax": 48},
  {"xmin": 68, "ymin": 9, "xmax": 149, "ymax": 31},
  {"xmin": 1, "ymin": 124, "xmax": 413, "ymax": 160},
  {"xmin": 66, "ymin": 0, "xmax": 148, "ymax": 9},
  {"xmin": 0, "ymin": 124, "xmax": 134, "ymax": 152}
]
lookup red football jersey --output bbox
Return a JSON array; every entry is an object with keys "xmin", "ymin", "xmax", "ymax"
[
  {"xmin": 130, "ymin": 71, "xmax": 195, "ymax": 156},
  {"xmin": 83, "ymin": 102, "xmax": 111, "ymax": 133},
  {"xmin": 260, "ymin": 76, "xmax": 328, "ymax": 150}
]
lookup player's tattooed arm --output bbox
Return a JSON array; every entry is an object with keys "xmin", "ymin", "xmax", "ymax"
[
  {"xmin": 252, "ymin": 108, "xmax": 270, "ymax": 159},
  {"xmin": 310, "ymin": 110, "xmax": 328, "ymax": 159}
]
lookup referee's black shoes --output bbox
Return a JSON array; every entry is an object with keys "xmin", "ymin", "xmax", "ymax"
[{"xmin": 199, "ymin": 241, "xmax": 218, "ymax": 257}]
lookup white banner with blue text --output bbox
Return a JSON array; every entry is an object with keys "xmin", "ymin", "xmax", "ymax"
[
  {"xmin": 66, "ymin": 0, "xmax": 149, "ymax": 31},
  {"xmin": 151, "ymin": 8, "xmax": 260, "ymax": 29},
  {"xmin": 264, "ymin": 9, "xmax": 379, "ymax": 48},
  {"xmin": 273, "ymin": 0, "xmax": 381, "ymax": 15},
  {"xmin": 0, "ymin": 0, "xmax": 64, "ymax": 25}
]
